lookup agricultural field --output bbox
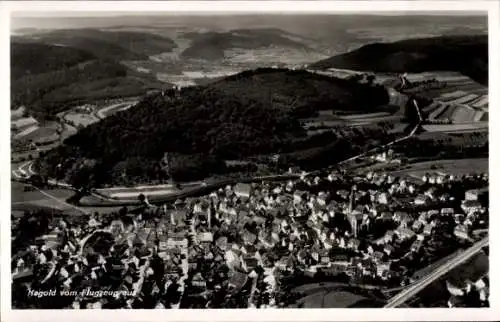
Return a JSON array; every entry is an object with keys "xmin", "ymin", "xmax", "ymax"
[
  {"xmin": 303, "ymin": 109, "xmax": 401, "ymax": 133},
  {"xmin": 96, "ymin": 182, "xmax": 203, "ymax": 200},
  {"xmin": 392, "ymin": 158, "xmax": 488, "ymax": 178},
  {"xmin": 63, "ymin": 111, "xmax": 100, "ymax": 127},
  {"xmin": 422, "ymin": 122, "xmax": 488, "ymax": 133},
  {"xmin": 11, "ymin": 181, "xmax": 76, "ymax": 212}
]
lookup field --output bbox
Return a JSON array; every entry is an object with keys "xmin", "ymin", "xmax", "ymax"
[
  {"xmin": 11, "ymin": 182, "xmax": 77, "ymax": 212},
  {"xmin": 64, "ymin": 112, "xmax": 100, "ymax": 127},
  {"xmin": 392, "ymin": 158, "xmax": 488, "ymax": 177},
  {"xmin": 303, "ymin": 109, "xmax": 402, "ymax": 133},
  {"xmin": 422, "ymin": 122, "xmax": 488, "ymax": 133},
  {"xmin": 25, "ymin": 125, "xmax": 60, "ymax": 143},
  {"xmin": 96, "ymin": 182, "xmax": 203, "ymax": 200}
]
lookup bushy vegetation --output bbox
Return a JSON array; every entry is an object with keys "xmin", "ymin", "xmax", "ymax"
[
  {"xmin": 37, "ymin": 69, "xmax": 390, "ymax": 186},
  {"xmin": 311, "ymin": 35, "xmax": 488, "ymax": 85}
]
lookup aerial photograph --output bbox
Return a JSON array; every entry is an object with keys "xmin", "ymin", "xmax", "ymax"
[{"xmin": 10, "ymin": 10, "xmax": 489, "ymax": 309}]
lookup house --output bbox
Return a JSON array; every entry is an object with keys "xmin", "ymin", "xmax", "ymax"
[
  {"xmin": 411, "ymin": 240, "xmax": 423, "ymax": 253},
  {"xmin": 465, "ymin": 189, "xmax": 480, "ymax": 201},
  {"xmin": 373, "ymin": 236, "xmax": 386, "ymax": 246},
  {"xmin": 377, "ymin": 193, "xmax": 389, "ymax": 204},
  {"xmin": 393, "ymin": 211, "xmax": 412, "ymax": 227},
  {"xmin": 376, "ymin": 262, "xmax": 391, "ymax": 279},
  {"xmin": 412, "ymin": 220, "xmax": 423, "ymax": 232},
  {"xmin": 228, "ymin": 271, "xmax": 248, "ymax": 290},
  {"xmin": 167, "ymin": 236, "xmax": 188, "ymax": 249},
  {"xmin": 191, "ymin": 272, "xmax": 207, "ymax": 288},
  {"xmin": 242, "ymin": 256, "xmax": 259, "ymax": 272},
  {"xmin": 293, "ymin": 190, "xmax": 307, "ymax": 204},
  {"xmin": 440, "ymin": 208, "xmax": 454, "ymax": 216},
  {"xmin": 384, "ymin": 230, "xmax": 396, "ymax": 243},
  {"xmin": 454, "ymin": 225, "xmax": 469, "ymax": 240},
  {"xmin": 447, "ymin": 295, "xmax": 465, "ymax": 308},
  {"xmin": 317, "ymin": 193, "xmax": 330, "ymax": 206},
  {"xmin": 348, "ymin": 238, "xmax": 361, "ymax": 250},
  {"xmin": 461, "ymin": 200, "xmax": 482, "ymax": 214},
  {"xmin": 423, "ymin": 224, "xmax": 433, "ymax": 236},
  {"xmin": 234, "ymin": 183, "xmax": 252, "ymax": 199},
  {"xmin": 197, "ymin": 232, "xmax": 214, "ymax": 244},
  {"xmin": 372, "ymin": 251, "xmax": 385, "ymax": 262},
  {"xmin": 395, "ymin": 227, "xmax": 415, "ymax": 240},
  {"xmin": 383, "ymin": 245, "xmax": 395, "ymax": 256},
  {"xmin": 414, "ymin": 194, "xmax": 429, "ymax": 205}
]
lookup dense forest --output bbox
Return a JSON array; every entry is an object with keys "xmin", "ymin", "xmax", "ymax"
[
  {"xmin": 37, "ymin": 68, "xmax": 390, "ymax": 186},
  {"xmin": 310, "ymin": 35, "xmax": 488, "ymax": 85}
]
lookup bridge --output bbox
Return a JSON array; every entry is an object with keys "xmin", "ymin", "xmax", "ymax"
[{"xmin": 384, "ymin": 236, "xmax": 489, "ymax": 308}]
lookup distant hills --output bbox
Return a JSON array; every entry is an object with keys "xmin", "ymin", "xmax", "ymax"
[
  {"xmin": 15, "ymin": 29, "xmax": 177, "ymax": 61},
  {"xmin": 310, "ymin": 35, "xmax": 488, "ymax": 85},
  {"xmin": 181, "ymin": 29, "xmax": 317, "ymax": 61},
  {"xmin": 37, "ymin": 68, "xmax": 389, "ymax": 186}
]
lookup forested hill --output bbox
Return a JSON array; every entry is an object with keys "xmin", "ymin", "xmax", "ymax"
[
  {"xmin": 15, "ymin": 29, "xmax": 177, "ymax": 61},
  {"xmin": 11, "ymin": 41, "xmax": 167, "ymax": 119},
  {"xmin": 207, "ymin": 68, "xmax": 389, "ymax": 116},
  {"xmin": 310, "ymin": 35, "xmax": 488, "ymax": 85},
  {"xmin": 11, "ymin": 42, "xmax": 96, "ymax": 79},
  {"xmin": 38, "ymin": 68, "xmax": 389, "ymax": 186}
]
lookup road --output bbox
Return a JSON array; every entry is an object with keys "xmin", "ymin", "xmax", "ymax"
[{"xmin": 384, "ymin": 236, "xmax": 489, "ymax": 308}]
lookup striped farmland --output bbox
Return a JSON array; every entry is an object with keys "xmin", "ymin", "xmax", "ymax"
[
  {"xmin": 448, "ymin": 94, "xmax": 479, "ymax": 105},
  {"xmin": 429, "ymin": 104, "xmax": 448, "ymax": 120},
  {"xmin": 473, "ymin": 111, "xmax": 485, "ymax": 122},
  {"xmin": 451, "ymin": 106, "xmax": 477, "ymax": 123},
  {"xmin": 437, "ymin": 90, "xmax": 468, "ymax": 102},
  {"xmin": 472, "ymin": 96, "xmax": 489, "ymax": 108}
]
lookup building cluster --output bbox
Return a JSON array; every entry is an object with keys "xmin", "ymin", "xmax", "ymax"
[{"xmin": 12, "ymin": 167, "xmax": 489, "ymax": 308}]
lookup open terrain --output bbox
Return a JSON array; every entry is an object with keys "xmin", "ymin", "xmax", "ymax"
[{"xmin": 392, "ymin": 158, "xmax": 488, "ymax": 178}]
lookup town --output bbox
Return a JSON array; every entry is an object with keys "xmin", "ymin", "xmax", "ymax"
[{"xmin": 12, "ymin": 163, "xmax": 489, "ymax": 309}]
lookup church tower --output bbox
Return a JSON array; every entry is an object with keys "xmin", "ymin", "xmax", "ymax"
[{"xmin": 348, "ymin": 185, "xmax": 358, "ymax": 238}]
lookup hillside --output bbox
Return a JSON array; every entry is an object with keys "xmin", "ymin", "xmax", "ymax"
[
  {"xmin": 11, "ymin": 41, "xmax": 169, "ymax": 119},
  {"xmin": 18, "ymin": 29, "xmax": 177, "ymax": 61},
  {"xmin": 310, "ymin": 35, "xmax": 488, "ymax": 85},
  {"xmin": 11, "ymin": 42, "xmax": 96, "ymax": 79},
  {"xmin": 181, "ymin": 29, "xmax": 314, "ymax": 61},
  {"xmin": 37, "ymin": 68, "xmax": 390, "ymax": 186},
  {"xmin": 208, "ymin": 68, "xmax": 389, "ymax": 117}
]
